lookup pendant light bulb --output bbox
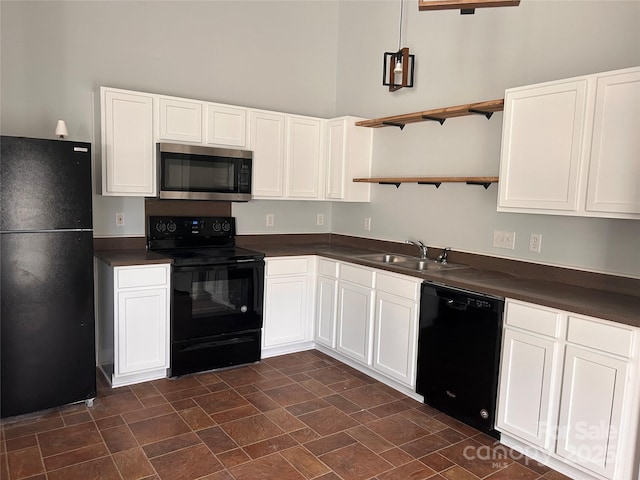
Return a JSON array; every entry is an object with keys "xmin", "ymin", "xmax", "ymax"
[{"xmin": 394, "ymin": 60, "xmax": 403, "ymax": 75}]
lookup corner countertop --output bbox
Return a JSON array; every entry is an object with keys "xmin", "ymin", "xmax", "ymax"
[
  {"xmin": 93, "ymin": 238, "xmax": 640, "ymax": 328},
  {"xmin": 253, "ymin": 242, "xmax": 640, "ymax": 329}
]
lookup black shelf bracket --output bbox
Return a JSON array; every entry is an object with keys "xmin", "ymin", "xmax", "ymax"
[
  {"xmin": 379, "ymin": 182, "xmax": 401, "ymax": 188},
  {"xmin": 418, "ymin": 182, "xmax": 442, "ymax": 189},
  {"xmin": 468, "ymin": 108, "xmax": 494, "ymax": 120},
  {"xmin": 421, "ymin": 115, "xmax": 446, "ymax": 125},
  {"xmin": 382, "ymin": 121, "xmax": 405, "ymax": 130},
  {"xmin": 466, "ymin": 181, "xmax": 493, "ymax": 190}
]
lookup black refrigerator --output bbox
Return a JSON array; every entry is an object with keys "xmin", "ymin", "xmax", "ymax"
[{"xmin": 0, "ymin": 136, "xmax": 96, "ymax": 418}]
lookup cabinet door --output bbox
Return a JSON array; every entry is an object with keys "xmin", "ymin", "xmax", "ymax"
[
  {"xmin": 498, "ymin": 79, "xmax": 588, "ymax": 212},
  {"xmin": 117, "ymin": 288, "xmax": 168, "ymax": 375},
  {"xmin": 326, "ymin": 119, "xmax": 346, "ymax": 200},
  {"xmin": 555, "ymin": 346, "xmax": 627, "ymax": 478},
  {"xmin": 158, "ymin": 97, "xmax": 203, "ymax": 143},
  {"xmin": 205, "ymin": 104, "xmax": 247, "ymax": 147},
  {"xmin": 336, "ymin": 281, "xmax": 373, "ymax": 365},
  {"xmin": 496, "ymin": 329, "xmax": 557, "ymax": 448},
  {"xmin": 101, "ymin": 89, "xmax": 155, "ymax": 196},
  {"xmin": 585, "ymin": 69, "xmax": 640, "ymax": 216},
  {"xmin": 250, "ymin": 111, "xmax": 286, "ymax": 198},
  {"xmin": 373, "ymin": 291, "xmax": 418, "ymax": 387},
  {"xmin": 315, "ymin": 275, "xmax": 337, "ymax": 348},
  {"xmin": 286, "ymin": 115, "xmax": 323, "ymax": 199},
  {"xmin": 263, "ymin": 275, "xmax": 309, "ymax": 347}
]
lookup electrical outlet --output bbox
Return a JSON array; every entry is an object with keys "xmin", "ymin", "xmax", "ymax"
[
  {"xmin": 493, "ymin": 230, "xmax": 515, "ymax": 250},
  {"xmin": 266, "ymin": 213, "xmax": 274, "ymax": 227},
  {"xmin": 115, "ymin": 212, "xmax": 125, "ymax": 227},
  {"xmin": 364, "ymin": 217, "xmax": 371, "ymax": 231},
  {"xmin": 316, "ymin": 213, "xmax": 324, "ymax": 226},
  {"xmin": 529, "ymin": 233, "xmax": 542, "ymax": 253}
]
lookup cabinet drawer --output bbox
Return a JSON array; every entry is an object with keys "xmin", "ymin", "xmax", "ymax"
[
  {"xmin": 567, "ymin": 315, "xmax": 634, "ymax": 358},
  {"xmin": 117, "ymin": 265, "xmax": 168, "ymax": 289},
  {"xmin": 340, "ymin": 263, "xmax": 374, "ymax": 287},
  {"xmin": 318, "ymin": 258, "xmax": 339, "ymax": 277},
  {"xmin": 505, "ymin": 300, "xmax": 562, "ymax": 337},
  {"xmin": 266, "ymin": 257, "xmax": 309, "ymax": 276},
  {"xmin": 376, "ymin": 272, "xmax": 419, "ymax": 301}
]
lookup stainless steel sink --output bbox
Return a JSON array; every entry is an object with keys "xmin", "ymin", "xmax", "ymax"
[
  {"xmin": 357, "ymin": 252, "xmax": 467, "ymax": 272},
  {"xmin": 357, "ymin": 253, "xmax": 415, "ymax": 263}
]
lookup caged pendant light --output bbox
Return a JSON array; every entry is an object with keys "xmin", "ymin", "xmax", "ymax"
[{"xmin": 383, "ymin": 0, "xmax": 415, "ymax": 91}]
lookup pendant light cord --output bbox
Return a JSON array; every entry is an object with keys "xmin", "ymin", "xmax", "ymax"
[{"xmin": 398, "ymin": 0, "xmax": 404, "ymax": 51}]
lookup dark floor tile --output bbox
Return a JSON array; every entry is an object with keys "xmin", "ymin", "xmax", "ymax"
[
  {"xmin": 62, "ymin": 411, "xmax": 93, "ymax": 426},
  {"xmin": 5, "ymin": 435, "xmax": 37, "ymax": 453},
  {"xmin": 6, "ymin": 446, "xmax": 44, "ymax": 479},
  {"xmin": 263, "ymin": 383, "xmax": 317, "ymax": 407},
  {"xmin": 298, "ymin": 379, "xmax": 335, "ymax": 397},
  {"xmin": 228, "ymin": 452, "xmax": 305, "ymax": 480},
  {"xmin": 101, "ymin": 424, "xmax": 138, "ymax": 453},
  {"xmin": 122, "ymin": 404, "xmax": 175, "ymax": 424},
  {"xmin": 320, "ymin": 443, "xmax": 393, "ymax": 480},
  {"xmin": 46, "ymin": 456, "xmax": 121, "ymax": 480},
  {"xmin": 128, "ymin": 413, "xmax": 191, "ymax": 446},
  {"xmin": 210, "ymin": 404, "xmax": 260, "ymax": 424},
  {"xmin": 43, "ymin": 443, "xmax": 109, "ymax": 471},
  {"xmin": 264, "ymin": 408, "xmax": 306, "ymax": 433},
  {"xmin": 112, "ymin": 447, "xmax": 156, "ymax": 480},
  {"xmin": 305, "ymin": 366, "xmax": 357, "ymax": 386},
  {"xmin": 216, "ymin": 366, "xmax": 267, "ymax": 388},
  {"xmin": 195, "ymin": 390, "xmax": 249, "ymax": 415},
  {"xmin": 38, "ymin": 422, "xmax": 103, "ymax": 457},
  {"xmin": 377, "ymin": 459, "xmax": 436, "ymax": 480},
  {"xmin": 244, "ymin": 391, "xmax": 281, "ymax": 412},
  {"xmin": 367, "ymin": 413, "xmax": 430, "ymax": 445},
  {"xmin": 196, "ymin": 426, "xmax": 238, "ymax": 454},
  {"xmin": 142, "ymin": 432, "xmax": 201, "ymax": 459},
  {"xmin": 129, "ymin": 382, "xmax": 162, "ymax": 400},
  {"xmin": 298, "ymin": 406, "xmax": 359, "ymax": 436},
  {"xmin": 88, "ymin": 392, "xmax": 145, "ymax": 420},
  {"xmin": 163, "ymin": 386, "xmax": 211, "ymax": 403},
  {"xmin": 281, "ymin": 445, "xmax": 331, "ymax": 478},
  {"xmin": 3, "ymin": 417, "xmax": 64, "ymax": 441},
  {"xmin": 151, "ymin": 376, "xmax": 203, "ymax": 395},
  {"xmin": 378, "ymin": 446, "xmax": 414, "ymax": 466},
  {"xmin": 304, "ymin": 431, "xmax": 357, "ymax": 456},
  {"xmin": 216, "ymin": 448, "xmax": 251, "ymax": 469},
  {"xmin": 346, "ymin": 425, "xmax": 393, "ymax": 454},
  {"xmin": 286, "ymin": 398, "xmax": 330, "ymax": 416},
  {"xmin": 323, "ymin": 393, "xmax": 362, "ymax": 414},
  {"xmin": 401, "ymin": 433, "xmax": 453, "ymax": 458},
  {"xmin": 243, "ymin": 433, "xmax": 297, "ymax": 459},
  {"xmin": 94, "ymin": 415, "xmax": 125, "ymax": 430},
  {"xmin": 220, "ymin": 414, "xmax": 284, "ymax": 446},
  {"xmin": 340, "ymin": 384, "xmax": 396, "ymax": 409},
  {"xmin": 483, "ymin": 462, "xmax": 540, "ymax": 480},
  {"xmin": 420, "ymin": 452, "xmax": 455, "ymax": 472},
  {"xmin": 150, "ymin": 443, "xmax": 223, "ymax": 480},
  {"xmin": 400, "ymin": 408, "xmax": 448, "ymax": 433},
  {"xmin": 177, "ymin": 406, "xmax": 216, "ymax": 431},
  {"xmin": 439, "ymin": 438, "xmax": 512, "ymax": 478},
  {"xmin": 440, "ymin": 465, "xmax": 481, "ymax": 480}
]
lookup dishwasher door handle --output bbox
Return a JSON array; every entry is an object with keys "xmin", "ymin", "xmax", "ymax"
[{"xmin": 444, "ymin": 298, "xmax": 467, "ymax": 311}]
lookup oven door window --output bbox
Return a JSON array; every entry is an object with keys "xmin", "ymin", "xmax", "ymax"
[
  {"xmin": 172, "ymin": 263, "xmax": 264, "ymax": 340},
  {"xmin": 162, "ymin": 154, "xmax": 236, "ymax": 193}
]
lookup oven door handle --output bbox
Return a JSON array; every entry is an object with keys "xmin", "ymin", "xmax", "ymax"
[
  {"xmin": 180, "ymin": 336, "xmax": 256, "ymax": 352},
  {"xmin": 172, "ymin": 260, "xmax": 263, "ymax": 273}
]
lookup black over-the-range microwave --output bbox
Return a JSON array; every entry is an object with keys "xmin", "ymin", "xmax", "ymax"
[{"xmin": 158, "ymin": 143, "xmax": 252, "ymax": 201}]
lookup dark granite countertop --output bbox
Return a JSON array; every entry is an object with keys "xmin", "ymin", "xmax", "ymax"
[
  {"xmin": 94, "ymin": 249, "xmax": 172, "ymax": 267},
  {"xmin": 93, "ymin": 236, "xmax": 639, "ymax": 328},
  {"xmin": 250, "ymin": 242, "xmax": 640, "ymax": 329}
]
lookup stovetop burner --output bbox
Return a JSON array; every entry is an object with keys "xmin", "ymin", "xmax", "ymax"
[{"xmin": 147, "ymin": 216, "xmax": 264, "ymax": 266}]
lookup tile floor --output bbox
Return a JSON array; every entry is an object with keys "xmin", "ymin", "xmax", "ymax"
[{"xmin": 1, "ymin": 350, "xmax": 571, "ymax": 480}]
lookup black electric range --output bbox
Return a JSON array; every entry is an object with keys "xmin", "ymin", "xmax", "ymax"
[{"xmin": 147, "ymin": 216, "xmax": 265, "ymax": 377}]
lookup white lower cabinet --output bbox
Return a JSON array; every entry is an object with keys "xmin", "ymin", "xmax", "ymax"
[
  {"xmin": 95, "ymin": 261, "xmax": 171, "ymax": 387},
  {"xmin": 316, "ymin": 259, "xmax": 421, "ymax": 393},
  {"xmin": 497, "ymin": 299, "xmax": 640, "ymax": 480},
  {"xmin": 262, "ymin": 256, "xmax": 316, "ymax": 356},
  {"xmin": 315, "ymin": 258, "xmax": 339, "ymax": 349}
]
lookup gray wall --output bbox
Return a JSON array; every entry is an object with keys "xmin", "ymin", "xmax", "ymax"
[{"xmin": 2, "ymin": 0, "xmax": 640, "ymax": 277}]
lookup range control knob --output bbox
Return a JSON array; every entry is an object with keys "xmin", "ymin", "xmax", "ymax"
[
  {"xmin": 212, "ymin": 221, "xmax": 221, "ymax": 232},
  {"xmin": 222, "ymin": 221, "xmax": 231, "ymax": 232},
  {"xmin": 167, "ymin": 222, "xmax": 177, "ymax": 233},
  {"xmin": 156, "ymin": 221, "xmax": 166, "ymax": 232}
]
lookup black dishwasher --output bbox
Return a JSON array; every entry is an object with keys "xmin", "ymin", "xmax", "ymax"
[{"xmin": 416, "ymin": 282, "xmax": 504, "ymax": 438}]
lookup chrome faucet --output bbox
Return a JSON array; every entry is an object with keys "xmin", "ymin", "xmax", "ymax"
[
  {"xmin": 406, "ymin": 240, "xmax": 428, "ymax": 259},
  {"xmin": 437, "ymin": 247, "xmax": 451, "ymax": 264}
]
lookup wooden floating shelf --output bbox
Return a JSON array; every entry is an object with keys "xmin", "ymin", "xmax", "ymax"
[
  {"xmin": 353, "ymin": 176, "xmax": 499, "ymax": 189},
  {"xmin": 355, "ymin": 99, "xmax": 504, "ymax": 129},
  {"xmin": 418, "ymin": 0, "xmax": 520, "ymax": 12}
]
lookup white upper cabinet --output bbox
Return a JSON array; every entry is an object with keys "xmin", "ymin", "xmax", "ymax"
[
  {"xmin": 249, "ymin": 110, "xmax": 286, "ymax": 198},
  {"xmin": 498, "ymin": 66, "xmax": 640, "ymax": 219},
  {"xmin": 286, "ymin": 115, "xmax": 324, "ymax": 199},
  {"xmin": 100, "ymin": 87, "xmax": 155, "ymax": 196},
  {"xmin": 326, "ymin": 117, "xmax": 372, "ymax": 202},
  {"xmin": 585, "ymin": 69, "xmax": 640, "ymax": 215},
  {"xmin": 158, "ymin": 97, "xmax": 203, "ymax": 143},
  {"xmin": 205, "ymin": 103, "xmax": 247, "ymax": 147}
]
